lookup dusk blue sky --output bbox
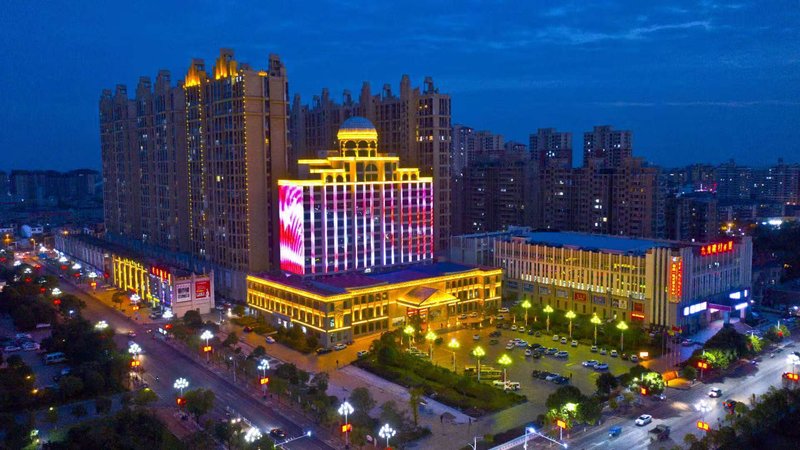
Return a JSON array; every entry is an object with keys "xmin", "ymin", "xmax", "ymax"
[{"xmin": 1, "ymin": 0, "xmax": 798, "ymax": 171}]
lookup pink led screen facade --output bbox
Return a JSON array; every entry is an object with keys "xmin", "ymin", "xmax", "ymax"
[{"xmin": 279, "ymin": 184, "xmax": 305, "ymax": 274}]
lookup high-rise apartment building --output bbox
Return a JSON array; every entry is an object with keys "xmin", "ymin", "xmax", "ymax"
[
  {"xmin": 666, "ymin": 191, "xmax": 719, "ymax": 243},
  {"xmin": 751, "ymin": 159, "xmax": 800, "ymax": 205},
  {"xmin": 278, "ymin": 117, "xmax": 433, "ymax": 276},
  {"xmin": 291, "ymin": 76, "xmax": 451, "ymax": 252},
  {"xmin": 583, "ymin": 125, "xmax": 632, "ymax": 169},
  {"xmin": 714, "ymin": 160, "xmax": 752, "ymax": 202},
  {"xmin": 451, "ymin": 124, "xmax": 476, "ymax": 176},
  {"xmin": 530, "ymin": 128, "xmax": 572, "ymax": 170},
  {"xmin": 101, "ymin": 49, "xmax": 289, "ymax": 300}
]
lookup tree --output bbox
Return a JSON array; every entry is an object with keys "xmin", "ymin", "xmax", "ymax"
[
  {"xmin": 681, "ymin": 365, "xmax": 698, "ymax": 380},
  {"xmin": 409, "ymin": 387, "xmax": 424, "ymax": 427},
  {"xmin": 380, "ymin": 401, "xmax": 407, "ymax": 431},
  {"xmin": 71, "ymin": 404, "xmax": 88, "ymax": 419},
  {"xmin": 638, "ymin": 371, "xmax": 666, "ymax": 395},
  {"xmin": 133, "ymin": 388, "xmax": 158, "ymax": 407},
  {"xmin": 95, "ymin": 396, "xmax": 112, "ymax": 415},
  {"xmin": 747, "ymin": 334, "xmax": 763, "ymax": 353},
  {"xmin": 184, "ymin": 388, "xmax": 215, "ymax": 422},
  {"xmin": 111, "ymin": 292, "xmax": 126, "ymax": 309},
  {"xmin": 59, "ymin": 375, "xmax": 84, "ymax": 399},
  {"xmin": 349, "ymin": 387, "xmax": 376, "ymax": 426},
  {"xmin": 223, "ymin": 332, "xmax": 239, "ymax": 348},
  {"xmin": 251, "ymin": 345, "xmax": 267, "ymax": 359},
  {"xmin": 577, "ymin": 396, "xmax": 603, "ymax": 425},
  {"xmin": 183, "ymin": 310, "xmax": 203, "ymax": 329},
  {"xmin": 545, "ymin": 385, "xmax": 583, "ymax": 411},
  {"xmin": 309, "ymin": 371, "xmax": 329, "ymax": 394},
  {"xmin": 595, "ymin": 372, "xmax": 619, "ymax": 395}
]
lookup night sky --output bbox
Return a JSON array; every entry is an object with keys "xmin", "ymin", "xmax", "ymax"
[{"xmin": 1, "ymin": 0, "xmax": 798, "ymax": 171}]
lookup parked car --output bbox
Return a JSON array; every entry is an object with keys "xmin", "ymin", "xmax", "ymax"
[
  {"xmin": 537, "ymin": 371, "xmax": 552, "ymax": 380},
  {"xmin": 356, "ymin": 350, "xmax": 369, "ymax": 358},
  {"xmin": 552, "ymin": 334, "xmax": 560, "ymax": 341},
  {"xmin": 634, "ymin": 414, "xmax": 653, "ymax": 426},
  {"xmin": 723, "ymin": 399, "xmax": 737, "ymax": 411},
  {"xmin": 511, "ymin": 325, "xmax": 517, "ymax": 331},
  {"xmin": 473, "ymin": 334, "xmax": 480, "ymax": 341},
  {"xmin": 590, "ymin": 345, "xmax": 598, "ymax": 353},
  {"xmin": 333, "ymin": 343, "xmax": 347, "ymax": 351},
  {"xmin": 265, "ymin": 336, "xmax": 276, "ymax": 344},
  {"xmin": 528, "ymin": 329, "xmax": 535, "ymax": 335},
  {"xmin": 518, "ymin": 327, "xmax": 526, "ymax": 334},
  {"xmin": 571, "ymin": 340, "xmax": 578, "ymax": 347},
  {"xmin": 608, "ymin": 426, "xmax": 622, "ymax": 438},
  {"xmin": 545, "ymin": 373, "xmax": 560, "ymax": 381},
  {"xmin": 545, "ymin": 347, "xmax": 558, "ymax": 355},
  {"xmin": 534, "ymin": 331, "xmax": 541, "ymax": 337},
  {"xmin": 516, "ymin": 340, "xmax": 528, "ymax": 348},
  {"xmin": 610, "ymin": 350, "xmax": 619, "ymax": 357},
  {"xmin": 524, "ymin": 349, "xmax": 533, "ymax": 357},
  {"xmin": 552, "ymin": 376, "xmax": 570, "ymax": 384},
  {"xmin": 505, "ymin": 342, "xmax": 515, "ymax": 350},
  {"xmin": 459, "ymin": 314, "xmax": 468, "ymax": 320},
  {"xmin": 599, "ymin": 348, "xmax": 608, "ymax": 355},
  {"xmin": 621, "ymin": 353, "xmax": 629, "ymax": 360},
  {"xmin": 531, "ymin": 369, "xmax": 543, "ymax": 378},
  {"xmin": 489, "ymin": 339, "xmax": 499, "ymax": 345},
  {"xmin": 630, "ymin": 355, "xmax": 639, "ymax": 363},
  {"xmin": 556, "ymin": 351, "xmax": 569, "ymax": 358},
  {"xmin": 560, "ymin": 337, "xmax": 568, "ymax": 344},
  {"xmin": 532, "ymin": 352, "xmax": 542, "ymax": 359},
  {"xmin": 582, "ymin": 360, "xmax": 599, "ymax": 368},
  {"xmin": 316, "ymin": 347, "xmax": 332, "ymax": 355},
  {"xmin": 22, "ymin": 342, "xmax": 39, "ymax": 351},
  {"xmin": 529, "ymin": 343, "xmax": 542, "ymax": 349},
  {"xmin": 496, "ymin": 315, "xmax": 505, "ymax": 321},
  {"xmin": 242, "ymin": 326, "xmax": 253, "ymax": 333},
  {"xmin": 489, "ymin": 331, "xmax": 502, "ymax": 337},
  {"xmin": 594, "ymin": 363, "xmax": 609, "ymax": 371},
  {"xmin": 498, "ymin": 307, "xmax": 509, "ymax": 313},
  {"xmin": 470, "ymin": 312, "xmax": 479, "ymax": 318}
]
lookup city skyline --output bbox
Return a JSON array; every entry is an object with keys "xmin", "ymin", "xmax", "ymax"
[{"xmin": 2, "ymin": 0, "xmax": 798, "ymax": 171}]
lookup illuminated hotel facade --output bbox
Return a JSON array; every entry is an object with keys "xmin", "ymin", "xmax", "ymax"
[
  {"xmin": 476, "ymin": 230, "xmax": 752, "ymax": 333},
  {"xmin": 279, "ymin": 117, "xmax": 434, "ymax": 276},
  {"xmin": 248, "ymin": 262, "xmax": 501, "ymax": 346}
]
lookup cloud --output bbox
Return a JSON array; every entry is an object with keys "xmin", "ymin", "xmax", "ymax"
[
  {"xmin": 536, "ymin": 20, "xmax": 713, "ymax": 45},
  {"xmin": 592, "ymin": 100, "xmax": 800, "ymax": 108}
]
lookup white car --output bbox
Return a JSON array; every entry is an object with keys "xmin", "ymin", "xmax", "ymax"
[
  {"xmin": 708, "ymin": 388, "xmax": 722, "ymax": 398},
  {"xmin": 552, "ymin": 335, "xmax": 560, "ymax": 341},
  {"xmin": 571, "ymin": 340, "xmax": 578, "ymax": 347},
  {"xmin": 582, "ymin": 360, "xmax": 599, "ymax": 368},
  {"xmin": 333, "ymin": 343, "xmax": 347, "ymax": 351},
  {"xmin": 599, "ymin": 348, "xmax": 607, "ymax": 355},
  {"xmin": 524, "ymin": 349, "xmax": 533, "ymax": 357},
  {"xmin": 511, "ymin": 325, "xmax": 517, "ymax": 331},
  {"xmin": 560, "ymin": 337, "xmax": 568, "ymax": 344},
  {"xmin": 506, "ymin": 342, "xmax": 515, "ymax": 350},
  {"xmin": 634, "ymin": 414, "xmax": 652, "ymax": 426},
  {"xmin": 516, "ymin": 341, "xmax": 528, "ymax": 348},
  {"xmin": 356, "ymin": 350, "xmax": 369, "ymax": 358},
  {"xmin": 630, "ymin": 355, "xmax": 639, "ymax": 363},
  {"xmin": 594, "ymin": 363, "xmax": 609, "ymax": 371},
  {"xmin": 265, "ymin": 336, "xmax": 276, "ymax": 344},
  {"xmin": 473, "ymin": 334, "xmax": 480, "ymax": 341},
  {"xmin": 590, "ymin": 345, "xmax": 598, "ymax": 353},
  {"xmin": 610, "ymin": 350, "xmax": 619, "ymax": 357}
]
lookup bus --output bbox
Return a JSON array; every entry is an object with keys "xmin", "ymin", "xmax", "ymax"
[
  {"xmin": 44, "ymin": 352, "xmax": 66, "ymax": 365},
  {"xmin": 463, "ymin": 365, "xmax": 503, "ymax": 380}
]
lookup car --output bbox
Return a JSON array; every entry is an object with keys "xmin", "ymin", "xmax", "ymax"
[
  {"xmin": 534, "ymin": 331, "xmax": 541, "ymax": 337},
  {"xmin": 334, "ymin": 343, "xmax": 347, "ymax": 351},
  {"xmin": 571, "ymin": 340, "xmax": 578, "ymax": 347},
  {"xmin": 552, "ymin": 335, "xmax": 560, "ymax": 341},
  {"xmin": 635, "ymin": 414, "xmax": 653, "ymax": 426},
  {"xmin": 723, "ymin": 399, "xmax": 737, "ymax": 410},
  {"xmin": 356, "ymin": 350, "xmax": 369, "ymax": 358},
  {"xmin": 590, "ymin": 345, "xmax": 598, "ymax": 353},
  {"xmin": 265, "ymin": 336, "xmax": 276, "ymax": 344},
  {"xmin": 610, "ymin": 350, "xmax": 619, "ymax": 357},
  {"xmin": 127, "ymin": 331, "xmax": 137, "ymax": 338},
  {"xmin": 22, "ymin": 342, "xmax": 39, "ymax": 351},
  {"xmin": 532, "ymin": 352, "xmax": 542, "ymax": 359},
  {"xmin": 531, "ymin": 369, "xmax": 543, "ymax": 377},
  {"xmin": 537, "ymin": 371, "xmax": 552, "ymax": 380},
  {"xmin": 553, "ymin": 376, "xmax": 570, "ymax": 384},
  {"xmin": 556, "ymin": 351, "xmax": 569, "ymax": 358},
  {"xmin": 529, "ymin": 343, "xmax": 542, "ymax": 349},
  {"xmin": 470, "ymin": 312, "xmax": 479, "ymax": 318},
  {"xmin": 504, "ymin": 381, "xmax": 521, "ymax": 391},
  {"xmin": 459, "ymin": 314, "xmax": 468, "ymax": 320},
  {"xmin": 599, "ymin": 348, "xmax": 607, "ymax": 355},
  {"xmin": 621, "ymin": 353, "xmax": 629, "ymax": 360},
  {"xmin": 489, "ymin": 331, "xmax": 502, "ymax": 337},
  {"xmin": 506, "ymin": 342, "xmax": 515, "ymax": 350},
  {"xmin": 518, "ymin": 327, "xmax": 526, "ymax": 334},
  {"xmin": 652, "ymin": 393, "xmax": 667, "ymax": 401},
  {"xmin": 681, "ymin": 339, "xmax": 694, "ymax": 346},
  {"xmin": 492, "ymin": 380, "xmax": 507, "ymax": 388},
  {"xmin": 511, "ymin": 325, "xmax": 517, "ymax": 331},
  {"xmin": 473, "ymin": 334, "xmax": 480, "ymax": 341},
  {"xmin": 497, "ymin": 315, "xmax": 506, "ymax": 321},
  {"xmin": 608, "ymin": 426, "xmax": 622, "ymax": 438},
  {"xmin": 545, "ymin": 373, "xmax": 560, "ymax": 381},
  {"xmin": 316, "ymin": 347, "xmax": 333, "ymax": 355},
  {"xmin": 269, "ymin": 428, "xmax": 287, "ymax": 439},
  {"xmin": 594, "ymin": 363, "xmax": 609, "ymax": 371},
  {"xmin": 528, "ymin": 329, "xmax": 535, "ymax": 335},
  {"xmin": 498, "ymin": 307, "xmax": 510, "ymax": 313},
  {"xmin": 489, "ymin": 339, "xmax": 499, "ymax": 345},
  {"xmin": 546, "ymin": 347, "xmax": 558, "ymax": 355},
  {"xmin": 525, "ymin": 349, "xmax": 532, "ymax": 357},
  {"xmin": 242, "ymin": 326, "xmax": 254, "ymax": 333},
  {"xmin": 516, "ymin": 341, "xmax": 528, "ymax": 348},
  {"xmin": 630, "ymin": 355, "xmax": 639, "ymax": 363},
  {"xmin": 560, "ymin": 337, "xmax": 568, "ymax": 344},
  {"xmin": 582, "ymin": 360, "xmax": 599, "ymax": 368}
]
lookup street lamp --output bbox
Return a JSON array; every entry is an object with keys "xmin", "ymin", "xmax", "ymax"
[
  {"xmin": 521, "ymin": 300, "xmax": 532, "ymax": 326},
  {"xmin": 590, "ymin": 314, "xmax": 602, "ymax": 346},
  {"xmin": 162, "ymin": 309, "xmax": 173, "ymax": 320},
  {"xmin": 697, "ymin": 399, "xmax": 711, "ymax": 422},
  {"xmin": 258, "ymin": 359, "xmax": 270, "ymax": 398},
  {"xmin": 425, "ymin": 330, "xmax": 437, "ymax": 360},
  {"xmin": 174, "ymin": 378, "xmax": 188, "ymax": 396},
  {"xmin": 339, "ymin": 401, "xmax": 354, "ymax": 446},
  {"xmin": 128, "ymin": 342, "xmax": 142, "ymax": 356},
  {"xmin": 544, "ymin": 305, "xmax": 554, "ymax": 332},
  {"xmin": 51, "ymin": 288, "xmax": 62, "ymax": 297},
  {"xmin": 498, "ymin": 353, "xmax": 512, "ymax": 383},
  {"xmin": 617, "ymin": 321, "xmax": 629, "ymax": 352},
  {"xmin": 379, "ymin": 423, "xmax": 396, "ymax": 449},
  {"xmin": 200, "ymin": 330, "xmax": 214, "ymax": 362},
  {"xmin": 565, "ymin": 311, "xmax": 576, "ymax": 339},
  {"xmin": 472, "ymin": 346, "xmax": 485, "ymax": 381},
  {"xmin": 447, "ymin": 338, "xmax": 460, "ymax": 372},
  {"xmin": 130, "ymin": 293, "xmax": 140, "ymax": 305},
  {"xmin": 244, "ymin": 427, "xmax": 262, "ymax": 443},
  {"xmin": 95, "ymin": 320, "xmax": 108, "ymax": 330},
  {"xmin": 71, "ymin": 263, "xmax": 81, "ymax": 270},
  {"xmin": 404, "ymin": 325, "xmax": 415, "ymax": 349}
]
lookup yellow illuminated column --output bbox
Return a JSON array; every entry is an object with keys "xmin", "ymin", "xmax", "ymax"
[
  {"xmin": 544, "ymin": 305, "xmax": 554, "ymax": 332},
  {"xmin": 565, "ymin": 310, "xmax": 576, "ymax": 339}
]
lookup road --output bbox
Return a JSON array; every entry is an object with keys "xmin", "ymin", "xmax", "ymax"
[
  {"xmin": 545, "ymin": 337, "xmax": 799, "ymax": 450},
  {"xmin": 44, "ymin": 266, "xmax": 335, "ymax": 450}
]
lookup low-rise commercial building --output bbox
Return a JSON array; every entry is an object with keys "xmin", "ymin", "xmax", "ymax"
[
  {"xmin": 488, "ymin": 230, "xmax": 752, "ymax": 333},
  {"xmin": 247, "ymin": 262, "xmax": 502, "ymax": 347}
]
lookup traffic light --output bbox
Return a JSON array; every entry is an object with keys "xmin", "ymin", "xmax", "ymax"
[
  {"xmin": 784, "ymin": 372, "xmax": 799, "ymax": 381},
  {"xmin": 697, "ymin": 361, "xmax": 709, "ymax": 370},
  {"xmin": 640, "ymin": 386, "xmax": 648, "ymax": 396},
  {"xmin": 176, "ymin": 397, "xmax": 186, "ymax": 406},
  {"xmin": 556, "ymin": 419, "xmax": 566, "ymax": 429},
  {"xmin": 341, "ymin": 423, "xmax": 352, "ymax": 433},
  {"xmin": 259, "ymin": 377, "xmax": 269, "ymax": 385},
  {"xmin": 697, "ymin": 421, "xmax": 710, "ymax": 431}
]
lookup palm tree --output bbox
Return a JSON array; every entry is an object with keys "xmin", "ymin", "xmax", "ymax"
[{"xmin": 409, "ymin": 387, "xmax": 424, "ymax": 427}]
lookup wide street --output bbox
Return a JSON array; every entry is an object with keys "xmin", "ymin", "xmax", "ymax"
[{"xmin": 40, "ymin": 263, "xmax": 335, "ymax": 450}]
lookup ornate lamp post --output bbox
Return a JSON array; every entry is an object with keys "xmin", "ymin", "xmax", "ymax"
[
  {"xmin": 521, "ymin": 300, "xmax": 532, "ymax": 326},
  {"xmin": 447, "ymin": 338, "xmax": 460, "ymax": 372},
  {"xmin": 425, "ymin": 330, "xmax": 437, "ymax": 360},
  {"xmin": 258, "ymin": 359, "xmax": 269, "ymax": 398},
  {"xmin": 617, "ymin": 321, "xmax": 629, "ymax": 352},
  {"xmin": 544, "ymin": 305, "xmax": 554, "ymax": 332},
  {"xmin": 200, "ymin": 330, "xmax": 214, "ymax": 362},
  {"xmin": 590, "ymin": 314, "xmax": 602, "ymax": 346},
  {"xmin": 565, "ymin": 310, "xmax": 576, "ymax": 339},
  {"xmin": 472, "ymin": 346, "xmax": 485, "ymax": 381},
  {"xmin": 174, "ymin": 378, "xmax": 188, "ymax": 396},
  {"xmin": 379, "ymin": 424, "xmax": 396, "ymax": 449},
  {"xmin": 339, "ymin": 401, "xmax": 354, "ymax": 446},
  {"xmin": 403, "ymin": 325, "xmax": 415, "ymax": 349},
  {"xmin": 498, "ymin": 354, "xmax": 512, "ymax": 383}
]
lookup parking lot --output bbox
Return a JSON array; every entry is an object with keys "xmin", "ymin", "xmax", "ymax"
[{"xmin": 416, "ymin": 322, "xmax": 640, "ymax": 403}]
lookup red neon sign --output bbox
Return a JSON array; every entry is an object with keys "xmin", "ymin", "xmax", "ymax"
[
  {"xmin": 669, "ymin": 260, "xmax": 683, "ymax": 297},
  {"xmin": 700, "ymin": 241, "xmax": 734, "ymax": 256},
  {"xmin": 631, "ymin": 312, "xmax": 645, "ymax": 320}
]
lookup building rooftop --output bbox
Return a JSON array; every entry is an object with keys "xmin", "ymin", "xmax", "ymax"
[
  {"xmin": 255, "ymin": 261, "xmax": 496, "ymax": 297},
  {"xmin": 506, "ymin": 231, "xmax": 672, "ymax": 255},
  {"xmin": 339, "ymin": 116, "xmax": 376, "ymax": 132}
]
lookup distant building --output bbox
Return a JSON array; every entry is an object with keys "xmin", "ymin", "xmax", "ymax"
[
  {"xmin": 714, "ymin": 160, "xmax": 753, "ymax": 202},
  {"xmin": 583, "ymin": 125, "xmax": 632, "ymax": 169},
  {"xmin": 530, "ymin": 128, "xmax": 572, "ymax": 170},
  {"xmin": 452, "ymin": 124, "xmax": 476, "ymax": 176},
  {"xmin": 492, "ymin": 230, "xmax": 753, "ymax": 332},
  {"xmin": 665, "ymin": 192, "xmax": 719, "ymax": 243}
]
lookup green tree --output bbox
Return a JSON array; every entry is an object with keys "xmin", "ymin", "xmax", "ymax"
[
  {"xmin": 595, "ymin": 372, "xmax": 619, "ymax": 395},
  {"xmin": 59, "ymin": 375, "xmax": 84, "ymax": 399},
  {"xmin": 545, "ymin": 386, "xmax": 583, "ymax": 411},
  {"xmin": 349, "ymin": 387, "xmax": 376, "ymax": 426},
  {"xmin": 223, "ymin": 332, "xmax": 239, "ymax": 348},
  {"xmin": 681, "ymin": 365, "xmax": 698, "ymax": 380},
  {"xmin": 409, "ymin": 387, "xmax": 423, "ymax": 427},
  {"xmin": 747, "ymin": 334, "xmax": 763, "ymax": 353},
  {"xmin": 638, "ymin": 371, "xmax": 666, "ymax": 395},
  {"xmin": 134, "ymin": 388, "xmax": 158, "ymax": 407},
  {"xmin": 577, "ymin": 396, "xmax": 603, "ymax": 425},
  {"xmin": 251, "ymin": 345, "xmax": 267, "ymax": 359},
  {"xmin": 309, "ymin": 371, "xmax": 329, "ymax": 394},
  {"xmin": 111, "ymin": 292, "xmax": 126, "ymax": 309},
  {"xmin": 184, "ymin": 388, "xmax": 215, "ymax": 422},
  {"xmin": 183, "ymin": 310, "xmax": 203, "ymax": 329}
]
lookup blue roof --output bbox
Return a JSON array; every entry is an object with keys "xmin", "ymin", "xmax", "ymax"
[
  {"xmin": 340, "ymin": 116, "xmax": 376, "ymax": 131},
  {"xmin": 513, "ymin": 231, "xmax": 669, "ymax": 255}
]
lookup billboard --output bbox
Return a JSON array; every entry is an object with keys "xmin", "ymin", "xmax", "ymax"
[
  {"xmin": 195, "ymin": 280, "xmax": 210, "ymax": 299},
  {"xmin": 279, "ymin": 184, "xmax": 305, "ymax": 274},
  {"xmin": 175, "ymin": 282, "xmax": 191, "ymax": 303}
]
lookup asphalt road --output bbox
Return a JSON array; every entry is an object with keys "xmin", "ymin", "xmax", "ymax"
[
  {"xmin": 552, "ymin": 337, "xmax": 799, "ymax": 450},
  {"xmin": 43, "ymin": 266, "xmax": 335, "ymax": 450}
]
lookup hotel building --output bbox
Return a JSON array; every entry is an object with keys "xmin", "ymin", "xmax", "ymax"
[
  {"xmin": 279, "ymin": 117, "xmax": 434, "ymax": 275},
  {"xmin": 248, "ymin": 262, "xmax": 501, "ymax": 347},
  {"xmin": 454, "ymin": 230, "xmax": 752, "ymax": 333}
]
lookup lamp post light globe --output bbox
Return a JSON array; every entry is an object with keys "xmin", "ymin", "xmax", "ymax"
[
  {"xmin": 616, "ymin": 321, "xmax": 629, "ymax": 352},
  {"xmin": 379, "ymin": 423, "xmax": 396, "ymax": 449},
  {"xmin": 200, "ymin": 330, "xmax": 214, "ymax": 361},
  {"xmin": 244, "ymin": 427, "xmax": 262, "ymax": 443},
  {"xmin": 128, "ymin": 343, "xmax": 141, "ymax": 356},
  {"xmin": 425, "ymin": 330, "xmax": 437, "ymax": 359},
  {"xmin": 498, "ymin": 353, "xmax": 512, "ymax": 383},
  {"xmin": 472, "ymin": 346, "xmax": 486, "ymax": 381},
  {"xmin": 565, "ymin": 311, "xmax": 576, "ymax": 339},
  {"xmin": 521, "ymin": 300, "xmax": 532, "ymax": 326},
  {"xmin": 447, "ymin": 338, "xmax": 460, "ymax": 372},
  {"xmin": 51, "ymin": 288, "xmax": 62, "ymax": 297},
  {"xmin": 543, "ymin": 305, "xmax": 554, "ymax": 332},
  {"xmin": 338, "ymin": 400, "xmax": 355, "ymax": 446},
  {"xmin": 173, "ymin": 378, "xmax": 189, "ymax": 396},
  {"xmin": 590, "ymin": 314, "xmax": 602, "ymax": 346},
  {"xmin": 403, "ymin": 325, "xmax": 415, "ymax": 349}
]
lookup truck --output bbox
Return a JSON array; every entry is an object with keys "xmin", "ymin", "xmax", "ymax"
[{"xmin": 648, "ymin": 425, "xmax": 671, "ymax": 442}]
